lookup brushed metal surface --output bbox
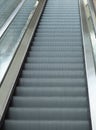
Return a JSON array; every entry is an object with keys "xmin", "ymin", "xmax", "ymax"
[{"xmin": 80, "ymin": 0, "xmax": 96, "ymax": 130}]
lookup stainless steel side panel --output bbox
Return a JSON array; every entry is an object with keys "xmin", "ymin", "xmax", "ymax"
[{"xmin": 80, "ymin": 0, "xmax": 96, "ymax": 130}]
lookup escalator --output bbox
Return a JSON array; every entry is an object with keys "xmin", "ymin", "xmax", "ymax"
[{"xmin": 1, "ymin": 0, "xmax": 91, "ymax": 129}]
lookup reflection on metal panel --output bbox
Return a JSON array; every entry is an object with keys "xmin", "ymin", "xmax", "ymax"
[
  {"xmin": 0, "ymin": 0, "xmax": 38, "ymax": 84},
  {"xmin": 87, "ymin": 0, "xmax": 96, "ymax": 34},
  {"xmin": 84, "ymin": 0, "xmax": 96, "ymax": 66},
  {"xmin": 0, "ymin": 0, "xmax": 21, "ymax": 29},
  {"xmin": 0, "ymin": 0, "xmax": 26, "ymax": 38},
  {"xmin": 93, "ymin": 0, "xmax": 96, "ymax": 12},
  {"xmin": 80, "ymin": 0, "xmax": 96, "ymax": 130}
]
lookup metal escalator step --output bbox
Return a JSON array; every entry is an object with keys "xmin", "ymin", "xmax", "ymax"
[
  {"xmin": 40, "ymin": 19, "xmax": 80, "ymax": 22},
  {"xmin": 12, "ymin": 97, "xmax": 88, "ymax": 108},
  {"xmin": 35, "ymin": 32, "xmax": 81, "ymax": 36},
  {"xmin": 43, "ymin": 12, "xmax": 79, "ymax": 14},
  {"xmin": 38, "ymin": 26, "xmax": 80, "ymax": 30},
  {"xmin": 26, "ymin": 57, "xmax": 83, "ymax": 63},
  {"xmin": 40, "ymin": 12, "xmax": 79, "ymax": 15},
  {"xmin": 40, "ymin": 17, "xmax": 80, "ymax": 20},
  {"xmin": 31, "ymin": 47, "xmax": 82, "ymax": 52},
  {"xmin": 24, "ymin": 63, "xmax": 84, "ymax": 70},
  {"xmin": 44, "ymin": 7, "xmax": 79, "ymax": 9},
  {"xmin": 35, "ymin": 32, "xmax": 81, "ymax": 37},
  {"xmin": 36, "ymin": 27, "xmax": 80, "ymax": 30},
  {"xmin": 35, "ymin": 34, "xmax": 81, "ymax": 38},
  {"xmin": 39, "ymin": 14, "xmax": 80, "ymax": 19},
  {"xmin": 3, "ymin": 0, "xmax": 91, "ymax": 129},
  {"xmin": 39, "ymin": 17, "xmax": 80, "ymax": 20},
  {"xmin": 21, "ymin": 70, "xmax": 84, "ymax": 78},
  {"xmin": 45, "ymin": 6, "xmax": 79, "ymax": 8},
  {"xmin": 40, "ymin": 19, "xmax": 79, "ymax": 22},
  {"xmin": 36, "ymin": 28, "xmax": 81, "ymax": 33},
  {"xmin": 32, "ymin": 42, "xmax": 82, "ymax": 46},
  {"xmin": 15, "ymin": 87, "xmax": 87, "ymax": 97},
  {"xmin": 42, "ymin": 13, "xmax": 79, "ymax": 15},
  {"xmin": 34, "ymin": 34, "xmax": 81, "ymax": 38},
  {"xmin": 19, "ymin": 78, "xmax": 86, "ymax": 86},
  {"xmin": 28, "ymin": 51, "xmax": 83, "ymax": 57},
  {"xmin": 4, "ymin": 120, "xmax": 90, "ymax": 130},
  {"xmin": 8, "ymin": 108, "xmax": 89, "ymax": 120},
  {"xmin": 41, "ymin": 16, "xmax": 80, "ymax": 18}
]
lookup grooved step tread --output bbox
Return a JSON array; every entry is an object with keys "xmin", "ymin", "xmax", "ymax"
[
  {"xmin": 19, "ymin": 78, "xmax": 86, "ymax": 86},
  {"xmin": 24, "ymin": 63, "xmax": 84, "ymax": 70},
  {"xmin": 21, "ymin": 70, "xmax": 85, "ymax": 78},
  {"xmin": 12, "ymin": 97, "xmax": 88, "ymax": 108},
  {"xmin": 15, "ymin": 87, "xmax": 87, "ymax": 97},
  {"xmin": 8, "ymin": 108, "xmax": 89, "ymax": 120},
  {"xmin": 28, "ymin": 51, "xmax": 83, "ymax": 57},
  {"xmin": 4, "ymin": 120, "xmax": 90, "ymax": 130},
  {"xmin": 2, "ymin": 0, "xmax": 91, "ymax": 129},
  {"xmin": 26, "ymin": 57, "xmax": 83, "ymax": 63}
]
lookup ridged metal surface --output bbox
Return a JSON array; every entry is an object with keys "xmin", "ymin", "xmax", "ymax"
[
  {"xmin": 3, "ymin": 0, "xmax": 91, "ymax": 129},
  {"xmin": 0, "ymin": 0, "xmax": 21, "ymax": 28},
  {"xmin": 0, "ymin": 0, "xmax": 36, "ymax": 83}
]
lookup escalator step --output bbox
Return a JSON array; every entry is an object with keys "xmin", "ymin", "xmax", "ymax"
[
  {"xmin": 19, "ymin": 78, "xmax": 86, "ymax": 86},
  {"xmin": 12, "ymin": 97, "xmax": 88, "ymax": 108},
  {"xmin": 8, "ymin": 108, "xmax": 89, "ymax": 120},
  {"xmin": 28, "ymin": 51, "xmax": 83, "ymax": 57},
  {"xmin": 2, "ymin": 0, "xmax": 91, "ymax": 129},
  {"xmin": 31, "ymin": 46, "xmax": 82, "ymax": 51},
  {"xmin": 21, "ymin": 70, "xmax": 85, "ymax": 78},
  {"xmin": 24, "ymin": 63, "xmax": 84, "ymax": 70},
  {"xmin": 26, "ymin": 57, "xmax": 83, "ymax": 63},
  {"xmin": 4, "ymin": 120, "xmax": 90, "ymax": 130},
  {"xmin": 15, "ymin": 87, "xmax": 87, "ymax": 96}
]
